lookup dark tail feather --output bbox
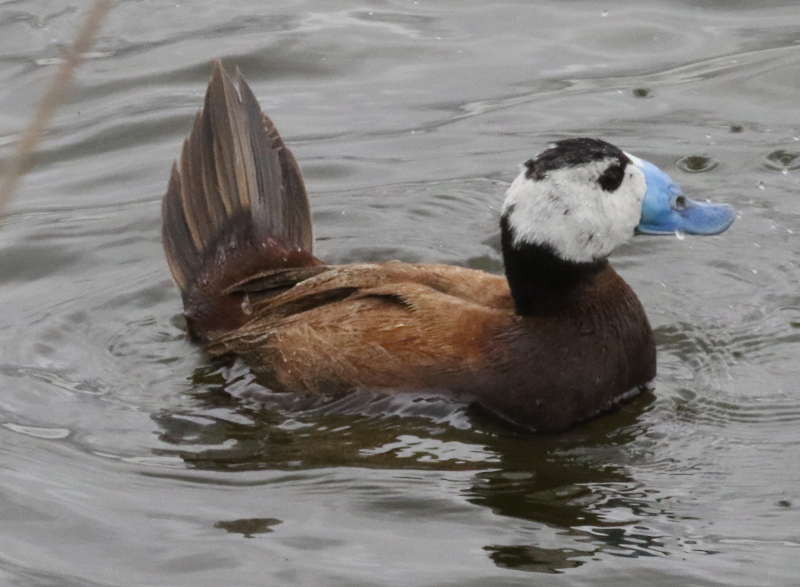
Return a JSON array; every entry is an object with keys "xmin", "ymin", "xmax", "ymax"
[{"xmin": 162, "ymin": 60, "xmax": 321, "ymax": 336}]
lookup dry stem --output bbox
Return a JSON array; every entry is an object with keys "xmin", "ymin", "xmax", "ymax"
[{"xmin": 0, "ymin": 0, "xmax": 114, "ymax": 215}]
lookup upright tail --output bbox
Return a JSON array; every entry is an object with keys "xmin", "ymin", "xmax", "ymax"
[{"xmin": 162, "ymin": 60, "xmax": 321, "ymax": 339}]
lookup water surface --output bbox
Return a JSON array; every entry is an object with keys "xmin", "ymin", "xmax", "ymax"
[{"xmin": 1, "ymin": 1, "xmax": 799, "ymax": 585}]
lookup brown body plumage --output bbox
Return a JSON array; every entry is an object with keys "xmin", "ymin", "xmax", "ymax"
[{"xmin": 162, "ymin": 62, "xmax": 655, "ymax": 432}]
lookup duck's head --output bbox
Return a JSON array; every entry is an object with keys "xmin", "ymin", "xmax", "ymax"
[{"xmin": 501, "ymin": 138, "xmax": 735, "ymax": 264}]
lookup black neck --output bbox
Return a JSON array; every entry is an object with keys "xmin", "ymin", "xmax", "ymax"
[{"xmin": 501, "ymin": 215, "xmax": 607, "ymax": 316}]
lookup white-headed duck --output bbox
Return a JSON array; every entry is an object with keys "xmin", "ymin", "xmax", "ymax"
[{"xmin": 162, "ymin": 61, "xmax": 735, "ymax": 432}]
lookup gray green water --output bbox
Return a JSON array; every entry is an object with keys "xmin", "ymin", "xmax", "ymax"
[{"xmin": 1, "ymin": 0, "xmax": 799, "ymax": 585}]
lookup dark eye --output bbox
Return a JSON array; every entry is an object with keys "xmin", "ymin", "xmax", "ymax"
[
  {"xmin": 597, "ymin": 163, "xmax": 625, "ymax": 192},
  {"xmin": 675, "ymin": 195, "xmax": 687, "ymax": 210}
]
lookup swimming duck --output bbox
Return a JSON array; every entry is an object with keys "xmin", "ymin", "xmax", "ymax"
[{"xmin": 162, "ymin": 62, "xmax": 735, "ymax": 432}]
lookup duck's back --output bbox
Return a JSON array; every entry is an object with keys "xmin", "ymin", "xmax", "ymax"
[{"xmin": 203, "ymin": 261, "xmax": 513, "ymax": 389}]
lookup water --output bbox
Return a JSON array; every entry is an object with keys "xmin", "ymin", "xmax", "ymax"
[{"xmin": 1, "ymin": 0, "xmax": 799, "ymax": 584}]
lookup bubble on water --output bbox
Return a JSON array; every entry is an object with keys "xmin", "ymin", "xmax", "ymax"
[
  {"xmin": 677, "ymin": 155, "xmax": 718, "ymax": 173},
  {"xmin": 764, "ymin": 149, "xmax": 800, "ymax": 171}
]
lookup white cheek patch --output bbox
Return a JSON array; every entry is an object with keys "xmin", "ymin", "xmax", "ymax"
[
  {"xmin": 503, "ymin": 159, "xmax": 647, "ymax": 263},
  {"xmin": 626, "ymin": 164, "xmax": 647, "ymax": 204}
]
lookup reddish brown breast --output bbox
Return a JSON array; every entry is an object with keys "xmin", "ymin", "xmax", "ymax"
[{"xmin": 464, "ymin": 266, "xmax": 656, "ymax": 432}]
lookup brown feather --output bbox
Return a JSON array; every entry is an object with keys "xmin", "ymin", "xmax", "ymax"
[{"xmin": 162, "ymin": 60, "xmax": 321, "ymax": 338}]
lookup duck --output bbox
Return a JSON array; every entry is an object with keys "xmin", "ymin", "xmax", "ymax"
[{"xmin": 162, "ymin": 61, "xmax": 735, "ymax": 433}]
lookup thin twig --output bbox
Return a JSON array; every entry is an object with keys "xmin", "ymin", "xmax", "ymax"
[{"xmin": 0, "ymin": 0, "xmax": 114, "ymax": 215}]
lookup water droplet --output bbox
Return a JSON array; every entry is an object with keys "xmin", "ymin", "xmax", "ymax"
[
  {"xmin": 277, "ymin": 419, "xmax": 313, "ymax": 431},
  {"xmin": 241, "ymin": 294, "xmax": 252, "ymax": 315},
  {"xmin": 674, "ymin": 229, "xmax": 685, "ymax": 240},
  {"xmin": 601, "ymin": 10, "xmax": 609, "ymax": 16},
  {"xmin": 758, "ymin": 181, "xmax": 766, "ymax": 190}
]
